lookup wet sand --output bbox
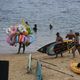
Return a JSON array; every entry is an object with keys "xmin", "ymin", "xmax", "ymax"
[{"xmin": 0, "ymin": 51, "xmax": 80, "ymax": 80}]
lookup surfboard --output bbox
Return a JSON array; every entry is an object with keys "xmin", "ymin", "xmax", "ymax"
[{"xmin": 37, "ymin": 40, "xmax": 74, "ymax": 56}]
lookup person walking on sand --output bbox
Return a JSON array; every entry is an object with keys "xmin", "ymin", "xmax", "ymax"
[
  {"xmin": 66, "ymin": 30, "xmax": 75, "ymax": 40},
  {"xmin": 55, "ymin": 32, "xmax": 64, "ymax": 58},
  {"xmin": 72, "ymin": 32, "xmax": 80, "ymax": 58},
  {"xmin": 56, "ymin": 32, "xmax": 63, "ymax": 44},
  {"xmin": 17, "ymin": 32, "xmax": 25, "ymax": 54}
]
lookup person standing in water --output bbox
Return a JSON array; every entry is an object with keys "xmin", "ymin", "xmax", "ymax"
[
  {"xmin": 49, "ymin": 24, "xmax": 53, "ymax": 30},
  {"xmin": 33, "ymin": 24, "xmax": 37, "ymax": 33}
]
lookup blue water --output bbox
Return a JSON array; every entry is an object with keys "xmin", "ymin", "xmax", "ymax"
[{"xmin": 0, "ymin": 0, "xmax": 80, "ymax": 54}]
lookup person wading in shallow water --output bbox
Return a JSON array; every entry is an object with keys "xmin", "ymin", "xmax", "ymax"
[
  {"xmin": 55, "ymin": 32, "xmax": 64, "ymax": 58},
  {"xmin": 72, "ymin": 32, "xmax": 80, "ymax": 58},
  {"xmin": 33, "ymin": 24, "xmax": 37, "ymax": 33},
  {"xmin": 17, "ymin": 32, "xmax": 25, "ymax": 54},
  {"xmin": 49, "ymin": 24, "xmax": 53, "ymax": 30}
]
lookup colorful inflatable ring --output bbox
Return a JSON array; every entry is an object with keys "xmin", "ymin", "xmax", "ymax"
[
  {"xmin": 29, "ymin": 35, "xmax": 35, "ymax": 43},
  {"xmin": 70, "ymin": 61, "xmax": 80, "ymax": 74}
]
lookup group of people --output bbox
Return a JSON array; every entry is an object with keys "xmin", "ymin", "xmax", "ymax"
[
  {"xmin": 55, "ymin": 30, "xmax": 80, "ymax": 58},
  {"xmin": 33, "ymin": 24, "xmax": 53, "ymax": 33},
  {"xmin": 16, "ymin": 21, "xmax": 80, "ymax": 57}
]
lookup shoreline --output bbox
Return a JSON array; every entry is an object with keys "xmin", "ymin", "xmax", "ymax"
[{"xmin": 0, "ymin": 51, "xmax": 80, "ymax": 80}]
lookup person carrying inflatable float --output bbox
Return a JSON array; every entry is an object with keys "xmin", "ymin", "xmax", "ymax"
[
  {"xmin": 53, "ymin": 32, "xmax": 75, "ymax": 58},
  {"xmin": 54, "ymin": 32, "xmax": 64, "ymax": 58},
  {"xmin": 17, "ymin": 32, "xmax": 26, "ymax": 54},
  {"xmin": 17, "ymin": 20, "xmax": 31, "ymax": 54},
  {"xmin": 6, "ymin": 19, "xmax": 35, "ymax": 54}
]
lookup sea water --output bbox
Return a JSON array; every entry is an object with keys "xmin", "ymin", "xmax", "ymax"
[{"xmin": 0, "ymin": 0, "xmax": 80, "ymax": 54}]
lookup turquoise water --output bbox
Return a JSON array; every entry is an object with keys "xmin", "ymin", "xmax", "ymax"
[{"xmin": 0, "ymin": 0, "xmax": 80, "ymax": 54}]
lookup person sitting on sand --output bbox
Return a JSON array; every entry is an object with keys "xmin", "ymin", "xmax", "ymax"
[
  {"xmin": 72, "ymin": 32, "xmax": 80, "ymax": 58},
  {"xmin": 66, "ymin": 30, "xmax": 75, "ymax": 40}
]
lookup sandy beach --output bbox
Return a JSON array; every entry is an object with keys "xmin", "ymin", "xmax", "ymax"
[{"xmin": 0, "ymin": 51, "xmax": 80, "ymax": 80}]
